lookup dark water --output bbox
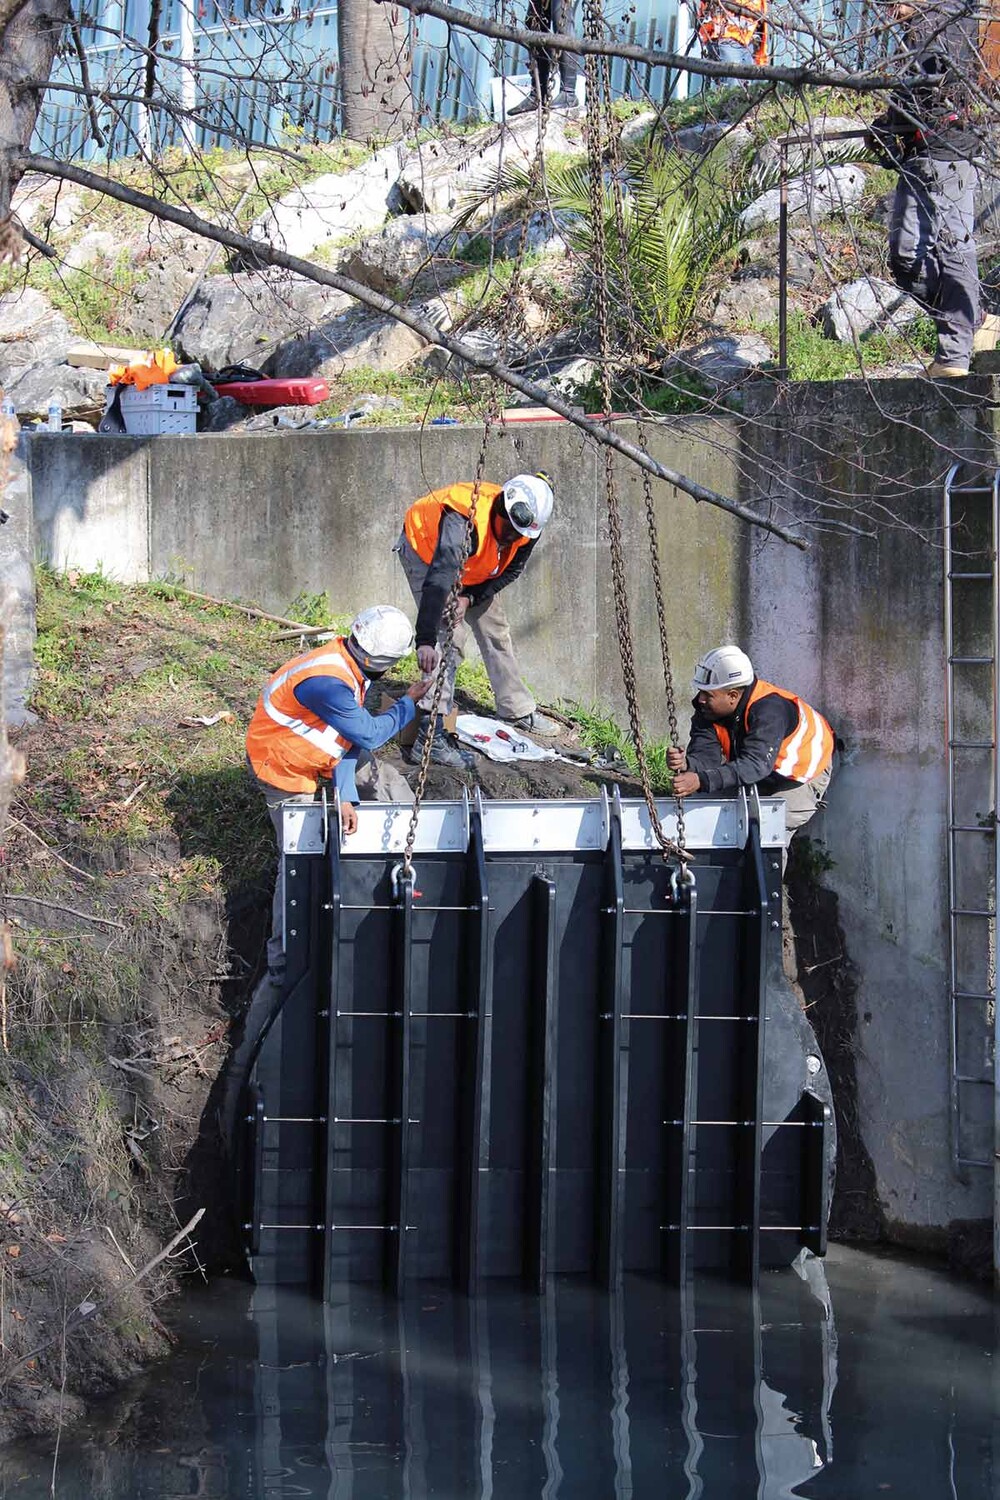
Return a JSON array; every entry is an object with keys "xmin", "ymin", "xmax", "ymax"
[{"xmin": 2, "ymin": 1245, "xmax": 998, "ymax": 1498}]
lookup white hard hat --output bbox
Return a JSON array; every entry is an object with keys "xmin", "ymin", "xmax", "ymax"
[
  {"xmin": 350, "ymin": 605, "xmax": 414, "ymax": 671},
  {"xmin": 691, "ymin": 645, "xmax": 754, "ymax": 695},
  {"xmin": 502, "ymin": 472, "xmax": 554, "ymax": 539}
]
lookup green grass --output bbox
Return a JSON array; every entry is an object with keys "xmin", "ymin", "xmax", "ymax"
[
  {"xmin": 562, "ymin": 703, "xmax": 674, "ymax": 793},
  {"xmin": 763, "ymin": 310, "xmax": 936, "ymax": 381}
]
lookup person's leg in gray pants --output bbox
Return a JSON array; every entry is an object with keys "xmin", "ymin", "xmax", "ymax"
[
  {"xmin": 889, "ymin": 157, "xmax": 979, "ymax": 369},
  {"xmin": 395, "ymin": 536, "xmax": 535, "ymax": 720},
  {"xmin": 772, "ymin": 764, "xmax": 833, "ymax": 872}
]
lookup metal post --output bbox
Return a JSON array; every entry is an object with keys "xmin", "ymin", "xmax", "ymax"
[
  {"xmin": 778, "ymin": 139, "xmax": 788, "ymax": 378},
  {"xmin": 176, "ymin": 0, "xmax": 198, "ymax": 150},
  {"xmin": 735, "ymin": 795, "xmax": 769, "ymax": 1283},
  {"xmin": 597, "ymin": 789, "xmax": 627, "ymax": 1289},
  {"xmin": 458, "ymin": 792, "xmax": 492, "ymax": 1295},
  {"xmin": 321, "ymin": 814, "xmax": 343, "ymax": 1302},
  {"xmin": 664, "ymin": 869, "xmax": 698, "ymax": 1283},
  {"xmin": 525, "ymin": 875, "xmax": 558, "ymax": 1292},
  {"xmin": 387, "ymin": 865, "xmax": 415, "ymax": 1295}
]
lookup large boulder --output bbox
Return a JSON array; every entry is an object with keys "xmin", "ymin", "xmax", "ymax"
[
  {"xmin": 172, "ymin": 270, "xmax": 354, "ymax": 372},
  {"xmin": 673, "ymin": 121, "xmax": 753, "ymax": 157},
  {"xmin": 5, "ymin": 362, "xmax": 106, "ymax": 421},
  {"xmin": 396, "ymin": 115, "xmax": 576, "ymax": 216},
  {"xmin": 493, "ymin": 210, "xmax": 570, "ymax": 257},
  {"xmin": 754, "ymin": 118, "xmax": 864, "ymax": 175},
  {"xmin": 740, "ymin": 165, "xmax": 867, "ymax": 231},
  {"xmin": 265, "ymin": 304, "xmax": 430, "ymax": 380},
  {"xmin": 620, "ymin": 111, "xmax": 657, "ymax": 148},
  {"xmin": 820, "ymin": 276, "xmax": 921, "ymax": 342},
  {"xmin": 338, "ymin": 215, "xmax": 470, "ymax": 297},
  {"xmin": 0, "ymin": 289, "xmax": 71, "ymax": 390},
  {"xmin": 248, "ymin": 143, "xmax": 413, "ymax": 259},
  {"xmin": 668, "ymin": 332, "xmax": 773, "ymax": 385},
  {"xmin": 713, "ymin": 277, "xmax": 780, "ymax": 328}
]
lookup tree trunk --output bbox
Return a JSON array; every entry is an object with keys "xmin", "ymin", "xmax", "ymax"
[
  {"xmin": 0, "ymin": 0, "xmax": 72, "ymax": 231},
  {"xmin": 337, "ymin": 0, "xmax": 412, "ymax": 143}
]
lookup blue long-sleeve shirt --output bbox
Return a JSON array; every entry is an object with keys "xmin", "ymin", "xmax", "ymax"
[{"xmin": 294, "ymin": 676, "xmax": 415, "ymax": 803}]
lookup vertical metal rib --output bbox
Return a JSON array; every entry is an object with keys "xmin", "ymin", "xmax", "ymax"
[
  {"xmin": 321, "ymin": 813, "xmax": 343, "ymax": 1301},
  {"xmin": 525, "ymin": 874, "xmax": 558, "ymax": 1293},
  {"xmin": 992, "ymin": 468, "xmax": 1000, "ymax": 1280},
  {"xmin": 800, "ymin": 1091, "xmax": 831, "ymax": 1256},
  {"xmin": 247, "ymin": 1082, "xmax": 265, "ymax": 1258},
  {"xmin": 735, "ymin": 801, "xmax": 769, "ymax": 1283},
  {"xmin": 458, "ymin": 791, "xmax": 492, "ymax": 1294},
  {"xmin": 597, "ymin": 789, "xmax": 627, "ymax": 1289},
  {"xmin": 387, "ymin": 865, "xmax": 415, "ymax": 1295},
  {"xmin": 664, "ymin": 870, "xmax": 698, "ymax": 1284}
]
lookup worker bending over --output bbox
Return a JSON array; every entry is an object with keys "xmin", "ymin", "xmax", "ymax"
[
  {"xmin": 667, "ymin": 646, "xmax": 834, "ymax": 853},
  {"xmin": 246, "ymin": 605, "xmax": 428, "ymax": 981},
  {"xmin": 396, "ymin": 472, "xmax": 558, "ymax": 769},
  {"xmin": 696, "ymin": 0, "xmax": 768, "ymax": 68}
]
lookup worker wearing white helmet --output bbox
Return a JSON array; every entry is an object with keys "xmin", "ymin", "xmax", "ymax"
[
  {"xmin": 667, "ymin": 646, "xmax": 835, "ymax": 855},
  {"xmin": 246, "ymin": 606, "xmax": 430, "ymax": 978},
  {"xmin": 396, "ymin": 472, "xmax": 558, "ymax": 769}
]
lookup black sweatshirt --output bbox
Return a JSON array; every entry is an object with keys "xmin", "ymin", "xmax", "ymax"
[
  {"xmin": 415, "ymin": 508, "xmax": 537, "ymax": 648},
  {"xmin": 684, "ymin": 682, "xmax": 805, "ymax": 794},
  {"xmin": 870, "ymin": 0, "xmax": 981, "ymax": 162}
]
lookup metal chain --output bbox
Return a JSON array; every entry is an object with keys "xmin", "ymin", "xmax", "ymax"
[
  {"xmin": 582, "ymin": 0, "xmax": 686, "ymax": 865},
  {"xmin": 600, "ymin": 86, "xmax": 688, "ymax": 856}
]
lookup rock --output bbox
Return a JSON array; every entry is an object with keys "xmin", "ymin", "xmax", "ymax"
[
  {"xmin": 421, "ymin": 326, "xmax": 505, "ymax": 379},
  {"xmin": 62, "ymin": 230, "xmax": 119, "ymax": 272},
  {"xmin": 172, "ymin": 270, "xmax": 353, "ymax": 372},
  {"xmin": 7, "ymin": 362, "xmax": 107, "ymax": 421},
  {"xmin": 820, "ymin": 276, "xmax": 921, "ymax": 342},
  {"xmin": 534, "ymin": 355, "xmax": 599, "ymax": 398},
  {"xmin": 674, "ymin": 122, "xmax": 753, "ymax": 157},
  {"xmin": 339, "ymin": 215, "xmax": 470, "ymax": 297},
  {"xmin": 249, "ymin": 142, "xmax": 413, "ymax": 259},
  {"xmin": 713, "ymin": 277, "xmax": 779, "ymax": 328},
  {"xmin": 396, "ymin": 115, "xmax": 576, "ymax": 216},
  {"xmin": 668, "ymin": 332, "xmax": 772, "ymax": 385},
  {"xmin": 201, "ymin": 396, "xmax": 248, "ymax": 432},
  {"xmin": 0, "ymin": 289, "xmax": 71, "ymax": 391},
  {"xmin": 50, "ymin": 193, "xmax": 84, "ymax": 231},
  {"xmin": 740, "ymin": 165, "xmax": 867, "ymax": 231},
  {"xmin": 754, "ymin": 118, "xmax": 863, "ymax": 175},
  {"xmin": 494, "ymin": 211, "xmax": 569, "ymax": 257},
  {"xmin": 266, "ymin": 304, "xmax": 428, "ymax": 380},
  {"xmin": 620, "ymin": 111, "xmax": 657, "ymax": 148},
  {"xmin": 736, "ymin": 233, "xmax": 816, "ymax": 288}
]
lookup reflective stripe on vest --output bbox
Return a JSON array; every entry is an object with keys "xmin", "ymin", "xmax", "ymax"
[
  {"xmin": 246, "ymin": 639, "xmax": 365, "ymax": 793},
  {"xmin": 713, "ymin": 678, "xmax": 833, "ymax": 783},
  {"xmin": 403, "ymin": 482, "xmax": 531, "ymax": 587}
]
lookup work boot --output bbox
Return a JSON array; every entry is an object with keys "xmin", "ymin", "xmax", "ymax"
[
  {"xmin": 972, "ymin": 312, "xmax": 1000, "ymax": 353},
  {"xmin": 405, "ymin": 714, "xmax": 475, "ymax": 771},
  {"xmin": 507, "ymin": 92, "xmax": 541, "ymax": 116},
  {"xmin": 552, "ymin": 90, "xmax": 579, "ymax": 110},
  {"xmin": 926, "ymin": 361, "xmax": 969, "ymax": 378},
  {"xmin": 510, "ymin": 710, "xmax": 562, "ymax": 736}
]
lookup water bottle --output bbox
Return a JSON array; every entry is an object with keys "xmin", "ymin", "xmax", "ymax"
[
  {"xmin": 47, "ymin": 399, "xmax": 62, "ymax": 433},
  {"xmin": 0, "ymin": 397, "xmax": 15, "ymax": 423}
]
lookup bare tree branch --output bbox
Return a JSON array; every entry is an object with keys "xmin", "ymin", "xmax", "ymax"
[{"xmin": 17, "ymin": 148, "xmax": 808, "ymax": 548}]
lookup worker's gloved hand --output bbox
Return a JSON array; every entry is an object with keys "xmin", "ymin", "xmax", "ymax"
[
  {"xmin": 417, "ymin": 645, "xmax": 439, "ymax": 674},
  {"xmin": 341, "ymin": 801, "xmax": 358, "ymax": 836},
  {"xmin": 407, "ymin": 677, "xmax": 434, "ymax": 701},
  {"xmin": 666, "ymin": 746, "xmax": 687, "ymax": 772},
  {"xmin": 671, "ymin": 771, "xmax": 701, "ymax": 797}
]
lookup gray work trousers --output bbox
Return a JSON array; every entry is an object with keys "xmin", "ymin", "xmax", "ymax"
[
  {"xmin": 772, "ymin": 763, "xmax": 832, "ymax": 871},
  {"xmin": 395, "ymin": 535, "xmax": 535, "ymax": 720},
  {"xmin": 889, "ymin": 157, "xmax": 979, "ymax": 369}
]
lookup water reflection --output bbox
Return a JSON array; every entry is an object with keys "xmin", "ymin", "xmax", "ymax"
[{"xmin": 1, "ymin": 1246, "xmax": 998, "ymax": 1499}]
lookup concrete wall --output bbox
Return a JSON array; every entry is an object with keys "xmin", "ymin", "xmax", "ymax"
[{"xmin": 25, "ymin": 381, "xmax": 1000, "ymax": 1234}]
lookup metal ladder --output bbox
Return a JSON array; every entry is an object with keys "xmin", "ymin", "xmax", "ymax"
[{"xmin": 943, "ymin": 466, "xmax": 1000, "ymax": 1226}]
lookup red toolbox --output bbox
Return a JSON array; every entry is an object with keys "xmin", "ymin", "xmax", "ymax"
[{"xmin": 212, "ymin": 377, "xmax": 329, "ymax": 407}]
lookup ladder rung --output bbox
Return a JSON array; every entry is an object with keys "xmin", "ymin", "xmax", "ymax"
[
  {"xmin": 948, "ymin": 571, "xmax": 994, "ymax": 580},
  {"xmin": 949, "ymin": 483, "xmax": 995, "ymax": 495},
  {"xmin": 660, "ymin": 1224, "xmax": 819, "ymax": 1232},
  {"xmin": 950, "ymin": 825, "xmax": 995, "ymax": 834},
  {"xmin": 955, "ymin": 1073, "xmax": 993, "ymax": 1084},
  {"xmin": 948, "ymin": 656, "xmax": 995, "ymax": 665},
  {"xmin": 948, "ymin": 740, "xmax": 995, "ymax": 750},
  {"xmin": 954, "ymin": 990, "xmax": 996, "ymax": 1001},
  {"xmin": 957, "ymin": 1156, "xmax": 993, "ymax": 1168},
  {"xmin": 950, "ymin": 908, "xmax": 996, "ymax": 917}
]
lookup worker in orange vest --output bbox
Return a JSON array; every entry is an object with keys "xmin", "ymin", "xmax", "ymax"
[
  {"xmin": 246, "ymin": 605, "xmax": 429, "ymax": 981},
  {"xmin": 668, "ymin": 646, "xmax": 833, "ymax": 854},
  {"xmin": 697, "ymin": 0, "xmax": 768, "ymax": 68},
  {"xmin": 396, "ymin": 473, "xmax": 558, "ymax": 769}
]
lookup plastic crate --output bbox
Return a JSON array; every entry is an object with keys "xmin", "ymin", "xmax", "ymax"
[{"xmin": 108, "ymin": 383, "xmax": 198, "ymax": 436}]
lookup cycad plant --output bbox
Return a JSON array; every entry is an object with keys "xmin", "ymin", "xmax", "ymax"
[{"xmin": 455, "ymin": 139, "xmax": 779, "ymax": 357}]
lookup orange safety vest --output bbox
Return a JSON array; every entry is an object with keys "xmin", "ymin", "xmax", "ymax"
[
  {"xmin": 246, "ymin": 638, "xmax": 365, "ymax": 794},
  {"xmin": 403, "ymin": 482, "xmax": 533, "ymax": 588},
  {"xmin": 713, "ymin": 678, "xmax": 833, "ymax": 784},
  {"xmin": 698, "ymin": 0, "xmax": 768, "ymax": 64}
]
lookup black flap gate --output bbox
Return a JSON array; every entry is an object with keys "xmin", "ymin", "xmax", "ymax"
[{"xmin": 242, "ymin": 789, "xmax": 834, "ymax": 1294}]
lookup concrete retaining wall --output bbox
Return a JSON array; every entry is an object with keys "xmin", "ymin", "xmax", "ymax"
[{"xmin": 25, "ymin": 380, "xmax": 1000, "ymax": 1237}]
